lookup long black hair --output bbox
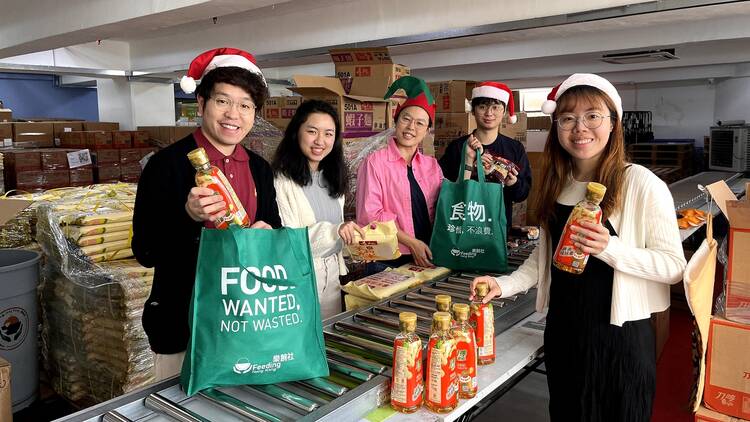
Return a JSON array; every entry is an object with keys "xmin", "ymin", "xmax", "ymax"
[{"xmin": 272, "ymin": 99, "xmax": 348, "ymax": 198}]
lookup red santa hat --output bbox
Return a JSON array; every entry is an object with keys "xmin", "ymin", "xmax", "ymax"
[
  {"xmin": 541, "ymin": 73, "xmax": 622, "ymax": 119},
  {"xmin": 180, "ymin": 47, "xmax": 266, "ymax": 94},
  {"xmin": 471, "ymin": 81, "xmax": 517, "ymax": 124}
]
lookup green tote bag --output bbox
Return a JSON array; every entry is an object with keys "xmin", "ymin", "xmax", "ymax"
[
  {"xmin": 429, "ymin": 141, "xmax": 508, "ymax": 273},
  {"xmin": 180, "ymin": 226, "xmax": 328, "ymax": 396}
]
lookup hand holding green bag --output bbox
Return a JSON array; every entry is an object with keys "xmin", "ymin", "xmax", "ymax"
[
  {"xmin": 429, "ymin": 140, "xmax": 508, "ymax": 272},
  {"xmin": 181, "ymin": 226, "xmax": 328, "ymax": 396}
]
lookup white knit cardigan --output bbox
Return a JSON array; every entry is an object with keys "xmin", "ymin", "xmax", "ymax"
[
  {"xmin": 495, "ymin": 164, "xmax": 687, "ymax": 326},
  {"xmin": 273, "ymin": 174, "xmax": 348, "ymax": 275}
]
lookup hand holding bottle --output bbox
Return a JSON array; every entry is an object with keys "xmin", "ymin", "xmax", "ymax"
[
  {"xmin": 569, "ymin": 220, "xmax": 610, "ymax": 255},
  {"xmin": 185, "ymin": 186, "xmax": 227, "ymax": 222},
  {"xmin": 469, "ymin": 276, "xmax": 501, "ymax": 303}
]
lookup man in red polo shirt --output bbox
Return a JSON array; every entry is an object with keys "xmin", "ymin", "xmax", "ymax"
[{"xmin": 132, "ymin": 48, "xmax": 281, "ymax": 381}]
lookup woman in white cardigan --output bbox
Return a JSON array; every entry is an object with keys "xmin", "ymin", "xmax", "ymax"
[
  {"xmin": 272, "ymin": 100, "xmax": 364, "ymax": 320},
  {"xmin": 471, "ymin": 74, "xmax": 686, "ymax": 421}
]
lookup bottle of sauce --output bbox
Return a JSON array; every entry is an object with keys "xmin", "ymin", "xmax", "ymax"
[
  {"xmin": 452, "ymin": 303, "xmax": 478, "ymax": 399},
  {"xmin": 552, "ymin": 182, "xmax": 607, "ymax": 274},
  {"xmin": 187, "ymin": 147, "xmax": 249, "ymax": 229},
  {"xmin": 470, "ymin": 281, "xmax": 495, "ymax": 365},
  {"xmin": 425, "ymin": 312, "xmax": 458, "ymax": 413},
  {"xmin": 391, "ymin": 312, "xmax": 423, "ymax": 413},
  {"xmin": 435, "ymin": 294, "xmax": 453, "ymax": 320}
]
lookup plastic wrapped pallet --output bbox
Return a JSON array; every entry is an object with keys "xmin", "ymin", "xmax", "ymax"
[{"xmin": 35, "ymin": 183, "xmax": 155, "ymax": 404}]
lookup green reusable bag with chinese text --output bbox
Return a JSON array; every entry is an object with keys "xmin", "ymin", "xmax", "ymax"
[
  {"xmin": 429, "ymin": 141, "xmax": 507, "ymax": 272},
  {"xmin": 181, "ymin": 226, "xmax": 328, "ymax": 396}
]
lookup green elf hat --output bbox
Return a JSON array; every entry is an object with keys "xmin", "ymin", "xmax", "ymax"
[{"xmin": 384, "ymin": 76, "xmax": 436, "ymax": 125}]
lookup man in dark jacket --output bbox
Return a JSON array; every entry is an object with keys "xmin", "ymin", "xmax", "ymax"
[
  {"xmin": 132, "ymin": 48, "xmax": 281, "ymax": 380},
  {"xmin": 439, "ymin": 81, "xmax": 531, "ymax": 236}
]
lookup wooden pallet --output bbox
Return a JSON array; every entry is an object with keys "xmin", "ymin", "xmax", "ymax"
[{"xmin": 643, "ymin": 165, "xmax": 685, "ymax": 184}]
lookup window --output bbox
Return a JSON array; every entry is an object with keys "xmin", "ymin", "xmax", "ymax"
[{"xmin": 519, "ymin": 88, "xmax": 552, "ymax": 117}]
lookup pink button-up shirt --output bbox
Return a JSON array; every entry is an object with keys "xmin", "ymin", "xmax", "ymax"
[{"xmin": 356, "ymin": 137, "xmax": 444, "ymax": 254}]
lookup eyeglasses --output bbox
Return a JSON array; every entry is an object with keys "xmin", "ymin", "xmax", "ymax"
[
  {"xmin": 555, "ymin": 112, "xmax": 612, "ymax": 130},
  {"xmin": 475, "ymin": 104, "xmax": 504, "ymax": 115},
  {"xmin": 398, "ymin": 114, "xmax": 429, "ymax": 130},
  {"xmin": 210, "ymin": 95, "xmax": 256, "ymax": 116}
]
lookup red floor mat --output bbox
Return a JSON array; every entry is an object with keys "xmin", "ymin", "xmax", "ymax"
[{"xmin": 653, "ymin": 308, "xmax": 695, "ymax": 422}]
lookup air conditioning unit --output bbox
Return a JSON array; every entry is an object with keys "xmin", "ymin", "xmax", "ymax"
[
  {"xmin": 709, "ymin": 125, "xmax": 750, "ymax": 172},
  {"xmin": 601, "ymin": 49, "xmax": 679, "ymax": 64}
]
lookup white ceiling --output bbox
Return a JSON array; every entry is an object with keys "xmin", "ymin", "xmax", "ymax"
[{"xmin": 1, "ymin": 0, "xmax": 750, "ymax": 88}]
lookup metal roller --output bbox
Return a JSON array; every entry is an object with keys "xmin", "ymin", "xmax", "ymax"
[
  {"xmin": 391, "ymin": 298, "xmax": 439, "ymax": 313},
  {"xmin": 325, "ymin": 348, "xmax": 389, "ymax": 374},
  {"xmin": 102, "ymin": 411, "xmax": 133, "ymax": 422},
  {"xmin": 295, "ymin": 378, "xmax": 348, "ymax": 397},
  {"xmin": 354, "ymin": 312, "xmax": 431, "ymax": 337},
  {"xmin": 247, "ymin": 384, "xmax": 319, "ymax": 414},
  {"xmin": 333, "ymin": 321, "xmax": 398, "ymax": 343},
  {"xmin": 144, "ymin": 393, "xmax": 212, "ymax": 422},
  {"xmin": 199, "ymin": 389, "xmax": 283, "ymax": 422},
  {"xmin": 373, "ymin": 305, "xmax": 432, "ymax": 322},
  {"xmin": 324, "ymin": 331, "xmax": 393, "ymax": 356},
  {"xmin": 421, "ymin": 285, "xmax": 510, "ymax": 305},
  {"xmin": 327, "ymin": 359, "xmax": 375, "ymax": 382}
]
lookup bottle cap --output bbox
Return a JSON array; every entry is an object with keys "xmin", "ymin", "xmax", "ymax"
[
  {"xmin": 435, "ymin": 295, "xmax": 452, "ymax": 311},
  {"xmin": 586, "ymin": 182, "xmax": 607, "ymax": 202},
  {"xmin": 399, "ymin": 312, "xmax": 417, "ymax": 324},
  {"xmin": 476, "ymin": 281, "xmax": 489, "ymax": 296},
  {"xmin": 187, "ymin": 147, "xmax": 210, "ymax": 167},
  {"xmin": 452, "ymin": 303, "xmax": 470, "ymax": 321}
]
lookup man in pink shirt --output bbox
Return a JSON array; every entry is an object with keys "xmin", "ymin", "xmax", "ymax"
[{"xmin": 356, "ymin": 76, "xmax": 443, "ymax": 269}]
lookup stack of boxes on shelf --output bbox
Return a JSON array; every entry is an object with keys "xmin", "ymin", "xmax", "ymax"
[
  {"xmin": 1, "ymin": 120, "xmax": 158, "ymax": 192},
  {"xmin": 696, "ymin": 182, "xmax": 750, "ymax": 421}
]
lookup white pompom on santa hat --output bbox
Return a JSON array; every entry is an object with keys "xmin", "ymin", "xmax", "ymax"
[
  {"xmin": 179, "ymin": 47, "xmax": 266, "ymax": 94},
  {"xmin": 541, "ymin": 73, "xmax": 623, "ymax": 120},
  {"xmin": 471, "ymin": 81, "xmax": 517, "ymax": 124}
]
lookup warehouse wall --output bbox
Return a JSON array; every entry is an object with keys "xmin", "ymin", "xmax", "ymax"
[
  {"xmin": 619, "ymin": 81, "xmax": 715, "ymax": 147},
  {"xmin": 714, "ymin": 76, "xmax": 750, "ymax": 124},
  {"xmin": 0, "ymin": 72, "xmax": 98, "ymax": 120}
]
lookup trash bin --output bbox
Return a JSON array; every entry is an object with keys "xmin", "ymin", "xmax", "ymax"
[{"xmin": 0, "ymin": 249, "xmax": 41, "ymax": 412}]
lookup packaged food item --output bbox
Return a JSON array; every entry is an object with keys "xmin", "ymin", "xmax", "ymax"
[
  {"xmin": 425, "ymin": 311, "xmax": 458, "ymax": 413},
  {"xmin": 391, "ymin": 312, "xmax": 423, "ymax": 413},
  {"xmin": 485, "ymin": 152, "xmax": 520, "ymax": 184},
  {"xmin": 452, "ymin": 303, "xmax": 478, "ymax": 399},
  {"xmin": 552, "ymin": 182, "xmax": 606, "ymax": 274},
  {"xmin": 391, "ymin": 263, "xmax": 451, "ymax": 281},
  {"xmin": 676, "ymin": 208, "xmax": 707, "ymax": 230},
  {"xmin": 470, "ymin": 281, "xmax": 495, "ymax": 365},
  {"xmin": 341, "ymin": 270, "xmax": 420, "ymax": 301},
  {"xmin": 346, "ymin": 220, "xmax": 401, "ymax": 261},
  {"xmin": 187, "ymin": 147, "xmax": 248, "ymax": 229}
]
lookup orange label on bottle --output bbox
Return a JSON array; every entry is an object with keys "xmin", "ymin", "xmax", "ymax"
[
  {"xmin": 426, "ymin": 337, "xmax": 458, "ymax": 409},
  {"xmin": 471, "ymin": 303, "xmax": 495, "ymax": 360},
  {"xmin": 197, "ymin": 169, "xmax": 249, "ymax": 229},
  {"xmin": 453, "ymin": 327, "xmax": 477, "ymax": 395},
  {"xmin": 391, "ymin": 339, "xmax": 423, "ymax": 408},
  {"xmin": 552, "ymin": 210, "xmax": 602, "ymax": 272}
]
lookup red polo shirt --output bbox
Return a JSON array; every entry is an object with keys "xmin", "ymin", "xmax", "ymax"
[{"xmin": 194, "ymin": 129, "xmax": 257, "ymax": 227}]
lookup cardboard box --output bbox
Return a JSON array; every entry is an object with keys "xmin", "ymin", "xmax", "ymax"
[
  {"xmin": 527, "ymin": 115, "xmax": 552, "ymax": 131},
  {"xmin": 137, "ymin": 126, "xmax": 195, "ymax": 146},
  {"xmin": 432, "ymin": 113, "xmax": 477, "ymax": 159},
  {"xmin": 0, "ymin": 357, "xmax": 10, "ymax": 422},
  {"xmin": 132, "ymin": 130, "xmax": 150, "ymax": 148},
  {"xmin": 60, "ymin": 131, "xmax": 86, "ymax": 149},
  {"xmin": 707, "ymin": 181, "xmax": 750, "ymax": 324},
  {"xmin": 85, "ymin": 131, "xmax": 114, "ymax": 150},
  {"xmin": 290, "ymin": 75, "xmax": 390, "ymax": 134},
  {"xmin": 83, "ymin": 121, "xmax": 119, "ymax": 132},
  {"xmin": 695, "ymin": 404, "xmax": 749, "ymax": 421},
  {"xmin": 14, "ymin": 169, "xmax": 69, "ymax": 190},
  {"xmin": 95, "ymin": 164, "xmax": 121, "ymax": 183},
  {"xmin": 499, "ymin": 112, "xmax": 528, "ymax": 146},
  {"xmin": 91, "ymin": 149, "xmax": 120, "ymax": 165},
  {"xmin": 525, "ymin": 151, "xmax": 544, "ymax": 225},
  {"xmin": 52, "ymin": 121, "xmax": 84, "ymax": 144},
  {"xmin": 428, "ymin": 80, "xmax": 477, "ymax": 113},
  {"xmin": 263, "ymin": 96, "xmax": 302, "ymax": 130},
  {"xmin": 0, "ymin": 108, "xmax": 11, "ymax": 122},
  {"xmin": 12, "ymin": 122, "xmax": 54, "ymax": 148},
  {"xmin": 41, "ymin": 149, "xmax": 71, "ymax": 170},
  {"xmin": 69, "ymin": 167, "xmax": 94, "ymax": 186},
  {"xmin": 3, "ymin": 150, "xmax": 42, "ymax": 171},
  {"xmin": 120, "ymin": 163, "xmax": 142, "ymax": 182},
  {"xmin": 112, "ymin": 131, "xmax": 133, "ymax": 149},
  {"xmin": 119, "ymin": 148, "xmax": 143, "ymax": 165},
  {"xmin": 0, "ymin": 123, "xmax": 12, "ymax": 147},
  {"xmin": 704, "ymin": 317, "xmax": 750, "ymax": 419},
  {"xmin": 330, "ymin": 47, "xmax": 410, "ymax": 97}
]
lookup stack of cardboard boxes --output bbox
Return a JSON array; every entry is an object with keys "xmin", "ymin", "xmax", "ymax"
[
  {"xmin": 0, "ymin": 120, "xmax": 157, "ymax": 191},
  {"xmin": 429, "ymin": 80, "xmax": 476, "ymax": 158},
  {"xmin": 697, "ymin": 182, "xmax": 750, "ymax": 422}
]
